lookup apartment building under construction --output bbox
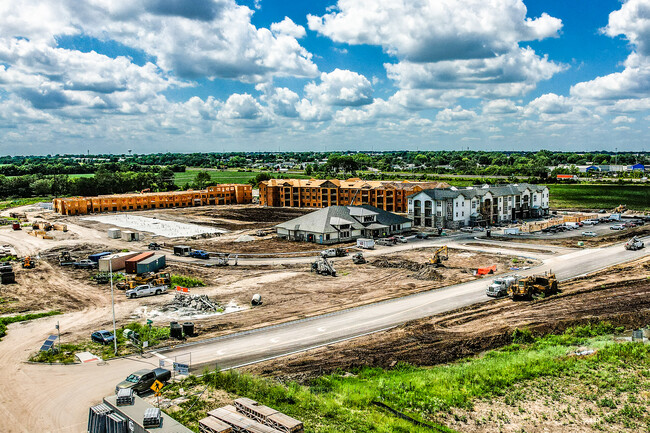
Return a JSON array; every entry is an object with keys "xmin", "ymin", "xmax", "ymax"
[
  {"xmin": 259, "ymin": 178, "xmax": 449, "ymax": 213},
  {"xmin": 53, "ymin": 184, "xmax": 253, "ymax": 216}
]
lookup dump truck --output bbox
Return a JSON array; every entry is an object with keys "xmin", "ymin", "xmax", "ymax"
[
  {"xmin": 311, "ymin": 256, "xmax": 336, "ymax": 276},
  {"xmin": 508, "ymin": 272, "xmax": 558, "ymax": 300},
  {"xmin": 486, "ymin": 275, "xmax": 520, "ymax": 297},
  {"xmin": 625, "ymin": 237, "xmax": 645, "ymax": 251}
]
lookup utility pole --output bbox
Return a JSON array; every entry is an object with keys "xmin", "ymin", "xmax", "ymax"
[
  {"xmin": 110, "ymin": 256, "xmax": 118, "ymax": 355},
  {"xmin": 56, "ymin": 321, "xmax": 61, "ymax": 353}
]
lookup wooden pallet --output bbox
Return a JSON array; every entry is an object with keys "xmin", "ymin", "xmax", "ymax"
[{"xmin": 234, "ymin": 398, "xmax": 303, "ymax": 433}]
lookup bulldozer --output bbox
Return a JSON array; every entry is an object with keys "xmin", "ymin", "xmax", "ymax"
[
  {"xmin": 352, "ymin": 252, "xmax": 367, "ymax": 264},
  {"xmin": 58, "ymin": 251, "xmax": 75, "ymax": 266},
  {"xmin": 508, "ymin": 272, "xmax": 558, "ymax": 300},
  {"xmin": 311, "ymin": 256, "xmax": 337, "ymax": 276},
  {"xmin": 428, "ymin": 246, "xmax": 448, "ymax": 267},
  {"xmin": 22, "ymin": 256, "xmax": 35, "ymax": 269}
]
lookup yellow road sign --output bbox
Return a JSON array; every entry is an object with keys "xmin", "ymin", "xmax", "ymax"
[{"xmin": 150, "ymin": 380, "xmax": 164, "ymax": 393}]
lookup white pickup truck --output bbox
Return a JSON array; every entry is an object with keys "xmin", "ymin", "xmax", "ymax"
[
  {"xmin": 125, "ymin": 284, "xmax": 168, "ymax": 299},
  {"xmin": 486, "ymin": 275, "xmax": 520, "ymax": 298}
]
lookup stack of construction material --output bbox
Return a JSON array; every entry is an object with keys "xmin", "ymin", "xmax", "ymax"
[
  {"xmin": 169, "ymin": 294, "xmax": 220, "ymax": 312},
  {"xmin": 208, "ymin": 406, "xmax": 283, "ymax": 433},
  {"xmin": 116, "ymin": 388, "xmax": 134, "ymax": 406},
  {"xmin": 234, "ymin": 398, "xmax": 303, "ymax": 433},
  {"xmin": 87, "ymin": 404, "xmax": 113, "ymax": 433},
  {"xmin": 200, "ymin": 416, "xmax": 233, "ymax": 433},
  {"xmin": 105, "ymin": 412, "xmax": 127, "ymax": 433},
  {"xmin": 143, "ymin": 408, "xmax": 162, "ymax": 428},
  {"xmin": 52, "ymin": 223, "xmax": 68, "ymax": 232}
]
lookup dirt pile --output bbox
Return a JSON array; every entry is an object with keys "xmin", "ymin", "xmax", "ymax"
[
  {"xmin": 371, "ymin": 257, "xmax": 423, "ymax": 272},
  {"xmin": 410, "ymin": 267, "xmax": 443, "ymax": 281}
]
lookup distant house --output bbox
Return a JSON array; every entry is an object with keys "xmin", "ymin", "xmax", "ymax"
[{"xmin": 275, "ymin": 205, "xmax": 411, "ymax": 244}]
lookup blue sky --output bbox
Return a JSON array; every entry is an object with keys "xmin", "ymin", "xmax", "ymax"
[{"xmin": 0, "ymin": 0, "xmax": 649, "ymax": 154}]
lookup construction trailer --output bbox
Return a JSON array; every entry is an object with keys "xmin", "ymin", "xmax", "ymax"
[
  {"xmin": 98, "ymin": 252, "xmax": 140, "ymax": 272},
  {"xmin": 107, "ymin": 228, "xmax": 121, "ymax": 239},
  {"xmin": 136, "ymin": 254, "xmax": 166, "ymax": 274},
  {"xmin": 125, "ymin": 252, "xmax": 155, "ymax": 274},
  {"xmin": 90, "ymin": 394, "xmax": 193, "ymax": 433},
  {"xmin": 174, "ymin": 245, "xmax": 192, "ymax": 256},
  {"xmin": 121, "ymin": 230, "xmax": 141, "ymax": 242}
]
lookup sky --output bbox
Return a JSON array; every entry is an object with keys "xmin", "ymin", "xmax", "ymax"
[{"xmin": 0, "ymin": 0, "xmax": 649, "ymax": 155}]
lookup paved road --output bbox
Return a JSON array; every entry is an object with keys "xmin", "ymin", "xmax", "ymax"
[{"xmin": 153, "ymin": 236, "xmax": 650, "ymax": 370}]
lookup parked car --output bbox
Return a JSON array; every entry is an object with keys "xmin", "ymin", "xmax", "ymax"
[
  {"xmin": 460, "ymin": 227, "xmax": 473, "ymax": 233},
  {"xmin": 610, "ymin": 224, "xmax": 625, "ymax": 230},
  {"xmin": 74, "ymin": 259, "xmax": 98, "ymax": 269},
  {"xmin": 116, "ymin": 368, "xmax": 171, "ymax": 395},
  {"xmin": 581, "ymin": 231, "xmax": 597, "ymax": 237},
  {"xmin": 125, "ymin": 284, "xmax": 168, "ymax": 299},
  {"xmin": 148, "ymin": 242, "xmax": 161, "ymax": 250},
  {"xmin": 91, "ymin": 330, "xmax": 115, "ymax": 345},
  {"xmin": 394, "ymin": 235, "xmax": 408, "ymax": 243},
  {"xmin": 623, "ymin": 222, "xmax": 637, "ymax": 228},
  {"xmin": 472, "ymin": 227, "xmax": 485, "ymax": 232},
  {"xmin": 415, "ymin": 232, "xmax": 429, "ymax": 239},
  {"xmin": 188, "ymin": 250, "xmax": 210, "ymax": 259}
]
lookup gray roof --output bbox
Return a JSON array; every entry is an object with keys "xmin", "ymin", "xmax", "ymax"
[
  {"xmin": 275, "ymin": 205, "xmax": 410, "ymax": 234},
  {"xmin": 411, "ymin": 183, "xmax": 547, "ymax": 201}
]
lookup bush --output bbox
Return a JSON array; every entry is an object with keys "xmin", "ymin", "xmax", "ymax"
[
  {"xmin": 512, "ymin": 328, "xmax": 535, "ymax": 344},
  {"xmin": 170, "ymin": 275, "xmax": 205, "ymax": 288}
]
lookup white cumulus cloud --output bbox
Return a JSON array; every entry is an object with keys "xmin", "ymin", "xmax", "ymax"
[{"xmin": 305, "ymin": 69, "xmax": 374, "ymax": 106}]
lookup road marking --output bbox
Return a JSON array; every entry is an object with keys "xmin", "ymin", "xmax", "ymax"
[
  {"xmin": 317, "ymin": 327, "xmax": 326, "ymax": 332},
  {"xmin": 270, "ymin": 338, "xmax": 279, "ymax": 343}
]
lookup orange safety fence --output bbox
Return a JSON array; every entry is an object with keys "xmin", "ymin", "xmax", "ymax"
[{"xmin": 476, "ymin": 265, "xmax": 497, "ymax": 275}]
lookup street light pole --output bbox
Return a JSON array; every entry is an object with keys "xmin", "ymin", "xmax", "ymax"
[{"xmin": 110, "ymin": 256, "xmax": 118, "ymax": 355}]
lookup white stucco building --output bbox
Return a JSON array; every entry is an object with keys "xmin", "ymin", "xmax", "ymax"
[{"xmin": 407, "ymin": 184, "xmax": 550, "ymax": 229}]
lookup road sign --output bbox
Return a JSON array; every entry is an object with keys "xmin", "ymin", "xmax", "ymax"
[
  {"xmin": 173, "ymin": 362, "xmax": 189, "ymax": 375},
  {"xmin": 150, "ymin": 380, "xmax": 164, "ymax": 394}
]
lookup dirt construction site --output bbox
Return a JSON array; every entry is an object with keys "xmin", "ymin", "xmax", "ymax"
[{"xmin": 0, "ymin": 201, "xmax": 648, "ymax": 433}]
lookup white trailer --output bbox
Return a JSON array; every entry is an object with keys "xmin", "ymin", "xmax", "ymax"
[{"xmin": 356, "ymin": 238, "xmax": 375, "ymax": 249}]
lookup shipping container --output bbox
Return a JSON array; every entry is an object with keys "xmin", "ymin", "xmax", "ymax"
[
  {"xmin": 107, "ymin": 228, "xmax": 121, "ymax": 239},
  {"xmin": 125, "ymin": 252, "xmax": 154, "ymax": 274},
  {"xmin": 136, "ymin": 254, "xmax": 167, "ymax": 274},
  {"xmin": 98, "ymin": 252, "xmax": 140, "ymax": 272},
  {"xmin": 89, "ymin": 252, "xmax": 111, "ymax": 263}
]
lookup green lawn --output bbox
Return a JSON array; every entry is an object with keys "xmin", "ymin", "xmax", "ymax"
[
  {"xmin": 547, "ymin": 184, "xmax": 650, "ymax": 210},
  {"xmin": 174, "ymin": 170, "xmax": 259, "ymax": 187},
  {"xmin": 67, "ymin": 173, "xmax": 95, "ymax": 179}
]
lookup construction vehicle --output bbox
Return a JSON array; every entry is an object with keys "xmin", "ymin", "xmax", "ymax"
[
  {"xmin": 22, "ymin": 256, "xmax": 35, "ymax": 269},
  {"xmin": 614, "ymin": 204, "xmax": 627, "ymax": 214},
  {"xmin": 486, "ymin": 275, "xmax": 520, "ymax": 297},
  {"xmin": 321, "ymin": 248, "xmax": 348, "ymax": 258},
  {"xmin": 93, "ymin": 273, "xmax": 111, "ymax": 284},
  {"xmin": 428, "ymin": 245, "xmax": 448, "ymax": 267},
  {"xmin": 11, "ymin": 222, "xmax": 21, "ymax": 230},
  {"xmin": 311, "ymin": 256, "xmax": 336, "ymax": 276},
  {"xmin": 116, "ymin": 272, "xmax": 171, "ymax": 290},
  {"xmin": 147, "ymin": 242, "xmax": 162, "ymax": 250},
  {"xmin": 352, "ymin": 252, "xmax": 367, "ymax": 264},
  {"xmin": 58, "ymin": 251, "xmax": 75, "ymax": 266},
  {"xmin": 625, "ymin": 237, "xmax": 645, "ymax": 251},
  {"xmin": 508, "ymin": 272, "xmax": 558, "ymax": 300}
]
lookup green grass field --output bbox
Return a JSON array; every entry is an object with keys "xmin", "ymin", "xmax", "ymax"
[
  {"xmin": 547, "ymin": 184, "xmax": 650, "ymax": 210},
  {"xmin": 173, "ymin": 170, "xmax": 259, "ymax": 187}
]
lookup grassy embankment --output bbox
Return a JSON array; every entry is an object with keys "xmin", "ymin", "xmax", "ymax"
[
  {"xmin": 29, "ymin": 321, "xmax": 171, "ymax": 363},
  {"xmin": 163, "ymin": 323, "xmax": 649, "ymax": 433}
]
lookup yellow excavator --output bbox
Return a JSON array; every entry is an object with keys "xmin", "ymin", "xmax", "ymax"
[
  {"xmin": 116, "ymin": 272, "xmax": 171, "ymax": 290},
  {"xmin": 508, "ymin": 272, "xmax": 558, "ymax": 300},
  {"xmin": 428, "ymin": 246, "xmax": 448, "ymax": 267},
  {"xmin": 614, "ymin": 204, "xmax": 627, "ymax": 214}
]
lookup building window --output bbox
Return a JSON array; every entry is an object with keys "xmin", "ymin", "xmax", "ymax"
[
  {"xmin": 461, "ymin": 211, "xmax": 464, "ymax": 217},
  {"xmin": 456, "ymin": 212, "xmax": 458, "ymax": 217}
]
